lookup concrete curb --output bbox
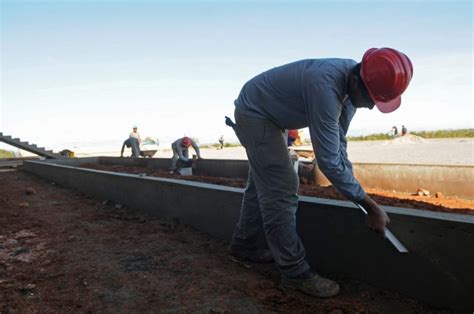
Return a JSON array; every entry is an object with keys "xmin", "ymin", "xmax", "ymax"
[{"xmin": 43, "ymin": 156, "xmax": 474, "ymax": 199}]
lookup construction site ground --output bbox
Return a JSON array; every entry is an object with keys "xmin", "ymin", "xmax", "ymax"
[
  {"xmin": 82, "ymin": 164, "xmax": 474, "ymax": 215},
  {"xmin": 0, "ymin": 170, "xmax": 453, "ymax": 313}
]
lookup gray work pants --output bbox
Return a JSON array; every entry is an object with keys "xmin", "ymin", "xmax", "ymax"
[
  {"xmin": 170, "ymin": 144, "xmax": 189, "ymax": 171},
  {"xmin": 230, "ymin": 108, "xmax": 310, "ymax": 278},
  {"xmin": 129, "ymin": 138, "xmax": 140, "ymax": 157}
]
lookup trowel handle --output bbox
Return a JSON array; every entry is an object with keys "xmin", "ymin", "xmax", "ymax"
[{"xmin": 354, "ymin": 203, "xmax": 409, "ymax": 253}]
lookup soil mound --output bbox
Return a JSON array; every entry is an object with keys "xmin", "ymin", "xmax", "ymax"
[{"xmin": 386, "ymin": 134, "xmax": 426, "ymax": 145}]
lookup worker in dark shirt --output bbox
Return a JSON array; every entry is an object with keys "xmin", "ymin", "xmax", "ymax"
[{"xmin": 228, "ymin": 48, "xmax": 413, "ymax": 298}]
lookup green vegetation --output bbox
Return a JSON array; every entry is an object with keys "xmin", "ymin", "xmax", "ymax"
[
  {"xmin": 410, "ymin": 129, "xmax": 474, "ymax": 138},
  {"xmin": 347, "ymin": 128, "xmax": 474, "ymax": 141},
  {"xmin": 200, "ymin": 142, "xmax": 242, "ymax": 149},
  {"xmin": 0, "ymin": 149, "xmax": 14, "ymax": 158},
  {"xmin": 348, "ymin": 133, "xmax": 393, "ymax": 141}
]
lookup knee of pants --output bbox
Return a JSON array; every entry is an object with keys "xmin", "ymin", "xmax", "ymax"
[
  {"xmin": 261, "ymin": 209, "xmax": 298, "ymax": 240},
  {"xmin": 258, "ymin": 170, "xmax": 299, "ymax": 208},
  {"xmin": 261, "ymin": 194, "xmax": 298, "ymax": 220}
]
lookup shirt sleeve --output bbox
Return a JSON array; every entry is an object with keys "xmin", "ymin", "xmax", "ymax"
[
  {"xmin": 191, "ymin": 140, "xmax": 201, "ymax": 158},
  {"xmin": 121, "ymin": 141, "xmax": 126, "ymax": 156},
  {"xmin": 304, "ymin": 83, "xmax": 366, "ymax": 201}
]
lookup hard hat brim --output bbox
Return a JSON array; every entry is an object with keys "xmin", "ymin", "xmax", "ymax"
[{"xmin": 375, "ymin": 96, "xmax": 401, "ymax": 113}]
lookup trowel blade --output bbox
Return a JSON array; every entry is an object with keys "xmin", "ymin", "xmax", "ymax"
[{"xmin": 355, "ymin": 203, "xmax": 409, "ymax": 253}]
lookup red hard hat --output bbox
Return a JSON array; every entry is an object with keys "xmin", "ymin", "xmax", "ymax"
[
  {"xmin": 288, "ymin": 129, "xmax": 299, "ymax": 139},
  {"xmin": 361, "ymin": 48, "xmax": 413, "ymax": 113},
  {"xmin": 182, "ymin": 137, "xmax": 192, "ymax": 147}
]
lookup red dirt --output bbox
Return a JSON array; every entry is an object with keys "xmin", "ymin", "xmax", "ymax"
[
  {"xmin": 82, "ymin": 164, "xmax": 474, "ymax": 215},
  {"xmin": 0, "ymin": 170, "xmax": 450, "ymax": 312}
]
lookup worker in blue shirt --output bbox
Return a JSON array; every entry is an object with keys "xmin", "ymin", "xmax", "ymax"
[
  {"xmin": 228, "ymin": 48, "xmax": 413, "ymax": 298},
  {"xmin": 120, "ymin": 137, "xmax": 140, "ymax": 158}
]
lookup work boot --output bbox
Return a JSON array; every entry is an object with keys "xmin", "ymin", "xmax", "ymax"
[
  {"xmin": 281, "ymin": 270, "xmax": 340, "ymax": 298},
  {"xmin": 228, "ymin": 246, "xmax": 274, "ymax": 263}
]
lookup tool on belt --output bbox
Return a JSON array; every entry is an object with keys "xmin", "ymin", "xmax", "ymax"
[{"xmin": 225, "ymin": 116, "xmax": 236, "ymax": 128}]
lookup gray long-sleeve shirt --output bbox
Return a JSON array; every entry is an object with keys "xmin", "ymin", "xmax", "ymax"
[
  {"xmin": 172, "ymin": 138, "xmax": 201, "ymax": 161},
  {"xmin": 235, "ymin": 58, "xmax": 366, "ymax": 201}
]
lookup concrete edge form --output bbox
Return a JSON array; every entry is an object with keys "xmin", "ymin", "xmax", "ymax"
[
  {"xmin": 23, "ymin": 160, "xmax": 474, "ymax": 310},
  {"xmin": 47, "ymin": 156, "xmax": 474, "ymax": 199}
]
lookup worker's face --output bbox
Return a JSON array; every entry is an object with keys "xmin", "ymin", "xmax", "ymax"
[
  {"xmin": 133, "ymin": 128, "xmax": 137, "ymax": 132},
  {"xmin": 348, "ymin": 73, "xmax": 375, "ymax": 109}
]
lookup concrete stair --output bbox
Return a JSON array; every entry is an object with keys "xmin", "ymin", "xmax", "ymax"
[{"xmin": 0, "ymin": 132, "xmax": 63, "ymax": 159}]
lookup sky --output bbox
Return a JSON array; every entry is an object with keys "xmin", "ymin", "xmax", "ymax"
[{"xmin": 1, "ymin": 0, "xmax": 473, "ymax": 151}]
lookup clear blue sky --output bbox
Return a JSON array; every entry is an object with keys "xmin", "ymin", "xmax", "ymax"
[{"xmin": 1, "ymin": 0, "xmax": 472, "ymax": 150}]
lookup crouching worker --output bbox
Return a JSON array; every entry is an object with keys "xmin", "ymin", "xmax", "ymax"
[
  {"xmin": 120, "ymin": 137, "xmax": 140, "ymax": 158},
  {"xmin": 228, "ymin": 48, "xmax": 413, "ymax": 298},
  {"xmin": 169, "ymin": 136, "xmax": 202, "ymax": 173}
]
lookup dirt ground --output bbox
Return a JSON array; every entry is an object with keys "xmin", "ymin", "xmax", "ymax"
[
  {"xmin": 0, "ymin": 170, "xmax": 452, "ymax": 313},
  {"xmin": 82, "ymin": 164, "xmax": 474, "ymax": 215}
]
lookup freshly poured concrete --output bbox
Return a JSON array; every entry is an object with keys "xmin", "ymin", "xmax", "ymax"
[{"xmin": 24, "ymin": 159, "xmax": 474, "ymax": 310}]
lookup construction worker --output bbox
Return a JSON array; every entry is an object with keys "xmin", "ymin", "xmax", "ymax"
[
  {"xmin": 129, "ymin": 125, "xmax": 142, "ymax": 144},
  {"xmin": 228, "ymin": 48, "xmax": 413, "ymax": 298},
  {"xmin": 169, "ymin": 137, "xmax": 202, "ymax": 172},
  {"xmin": 120, "ymin": 137, "xmax": 140, "ymax": 158},
  {"xmin": 287, "ymin": 129, "xmax": 299, "ymax": 146},
  {"xmin": 389, "ymin": 126, "xmax": 398, "ymax": 137},
  {"xmin": 402, "ymin": 125, "xmax": 408, "ymax": 136},
  {"xmin": 219, "ymin": 135, "xmax": 225, "ymax": 149}
]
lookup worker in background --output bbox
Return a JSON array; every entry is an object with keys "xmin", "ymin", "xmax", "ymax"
[
  {"xmin": 129, "ymin": 125, "xmax": 142, "ymax": 144},
  {"xmin": 287, "ymin": 129, "xmax": 299, "ymax": 147},
  {"xmin": 228, "ymin": 48, "xmax": 413, "ymax": 298},
  {"xmin": 120, "ymin": 137, "xmax": 140, "ymax": 158},
  {"xmin": 389, "ymin": 126, "xmax": 398, "ymax": 137},
  {"xmin": 169, "ymin": 136, "xmax": 202, "ymax": 172},
  {"xmin": 219, "ymin": 135, "xmax": 225, "ymax": 149},
  {"xmin": 402, "ymin": 125, "xmax": 408, "ymax": 136}
]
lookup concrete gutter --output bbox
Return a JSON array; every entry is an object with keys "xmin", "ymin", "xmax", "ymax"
[{"xmin": 23, "ymin": 159, "xmax": 474, "ymax": 310}]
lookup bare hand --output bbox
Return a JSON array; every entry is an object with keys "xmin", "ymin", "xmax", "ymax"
[
  {"xmin": 360, "ymin": 195, "xmax": 390, "ymax": 236},
  {"xmin": 366, "ymin": 211, "xmax": 390, "ymax": 236}
]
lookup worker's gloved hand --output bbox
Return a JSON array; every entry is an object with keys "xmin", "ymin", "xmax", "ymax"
[
  {"xmin": 359, "ymin": 195, "xmax": 390, "ymax": 237},
  {"xmin": 198, "ymin": 156, "xmax": 204, "ymax": 160}
]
